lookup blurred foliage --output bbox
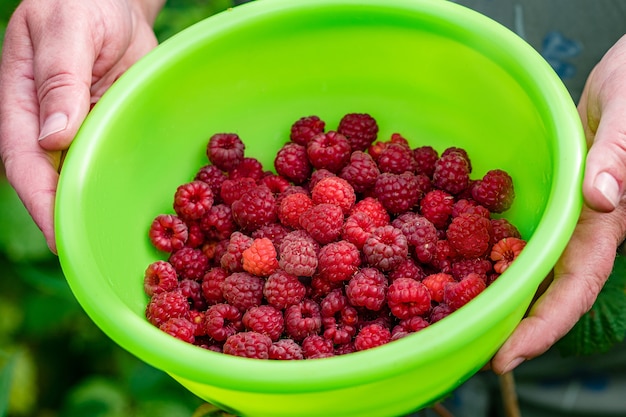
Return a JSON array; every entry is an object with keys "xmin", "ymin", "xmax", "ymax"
[{"xmin": 0, "ymin": 1, "xmax": 237, "ymax": 416}]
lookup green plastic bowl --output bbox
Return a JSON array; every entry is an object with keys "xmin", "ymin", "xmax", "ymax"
[{"xmin": 56, "ymin": 0, "xmax": 585, "ymax": 415}]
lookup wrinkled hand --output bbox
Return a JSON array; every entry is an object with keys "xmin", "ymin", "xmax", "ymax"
[
  {"xmin": 0, "ymin": 0, "xmax": 164, "ymax": 253},
  {"xmin": 492, "ymin": 34, "xmax": 626, "ymax": 374}
]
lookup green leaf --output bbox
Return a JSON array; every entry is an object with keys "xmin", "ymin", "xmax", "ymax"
[{"xmin": 556, "ymin": 253, "xmax": 626, "ymax": 356}]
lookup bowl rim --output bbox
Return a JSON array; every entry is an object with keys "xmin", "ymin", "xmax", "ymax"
[{"xmin": 56, "ymin": 0, "xmax": 585, "ymax": 394}]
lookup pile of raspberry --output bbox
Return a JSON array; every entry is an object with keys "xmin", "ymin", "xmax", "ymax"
[{"xmin": 144, "ymin": 112, "xmax": 526, "ymax": 360}]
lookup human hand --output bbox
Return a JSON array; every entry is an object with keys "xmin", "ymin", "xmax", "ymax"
[
  {"xmin": 0, "ymin": 0, "xmax": 165, "ymax": 254},
  {"xmin": 491, "ymin": 34, "xmax": 626, "ymax": 374}
]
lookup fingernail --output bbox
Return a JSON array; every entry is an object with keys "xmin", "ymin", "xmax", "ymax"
[
  {"xmin": 38, "ymin": 113, "xmax": 68, "ymax": 141},
  {"xmin": 502, "ymin": 357, "xmax": 525, "ymax": 374},
  {"xmin": 594, "ymin": 171, "xmax": 620, "ymax": 209}
]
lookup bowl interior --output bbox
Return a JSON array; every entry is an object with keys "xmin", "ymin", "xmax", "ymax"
[{"xmin": 56, "ymin": 0, "xmax": 584, "ymax": 414}]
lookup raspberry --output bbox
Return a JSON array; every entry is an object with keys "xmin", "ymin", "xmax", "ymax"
[
  {"xmin": 452, "ymin": 199, "xmax": 490, "ymax": 219},
  {"xmin": 279, "ymin": 230, "xmax": 320, "ymax": 254},
  {"xmin": 278, "ymin": 192, "xmax": 314, "ymax": 229},
  {"xmin": 420, "ymin": 189, "xmax": 455, "ymax": 229},
  {"xmin": 179, "ymin": 278, "xmax": 207, "ymax": 311},
  {"xmin": 220, "ymin": 231, "xmax": 253, "ymax": 272},
  {"xmin": 276, "ymin": 185, "xmax": 309, "ymax": 207},
  {"xmin": 339, "ymin": 151, "xmax": 380, "ymax": 194},
  {"xmin": 243, "ymin": 305, "xmax": 285, "ymax": 341},
  {"xmin": 206, "ymin": 132, "xmax": 245, "ymax": 172},
  {"xmin": 306, "ymin": 131, "xmax": 352, "ymax": 173},
  {"xmin": 421, "ymin": 272, "xmax": 455, "ymax": 303},
  {"xmin": 388, "ymin": 258, "xmax": 426, "ymax": 282},
  {"xmin": 490, "ymin": 237, "xmax": 526, "ymax": 274},
  {"xmin": 278, "ymin": 238, "xmax": 319, "ymax": 277},
  {"xmin": 220, "ymin": 176, "xmax": 257, "ymax": 206},
  {"xmin": 391, "ymin": 316, "xmax": 429, "ymax": 341},
  {"xmin": 223, "ymin": 331, "xmax": 272, "ymax": 359},
  {"xmin": 441, "ymin": 146, "xmax": 472, "ymax": 171},
  {"xmin": 444, "ymin": 272, "xmax": 486, "ymax": 310},
  {"xmin": 259, "ymin": 173, "xmax": 290, "ymax": 195},
  {"xmin": 149, "ymin": 214, "xmax": 188, "ymax": 253},
  {"xmin": 274, "ymin": 142, "xmax": 312, "ymax": 185},
  {"xmin": 342, "ymin": 212, "xmax": 375, "ymax": 250},
  {"xmin": 317, "ymin": 240, "xmax": 361, "ymax": 282},
  {"xmin": 222, "ymin": 271, "xmax": 264, "ymax": 311},
  {"xmin": 195, "ymin": 164, "xmax": 227, "ymax": 204},
  {"xmin": 451, "ymin": 258, "xmax": 493, "ymax": 281},
  {"xmin": 143, "ymin": 260, "xmax": 178, "ymax": 297},
  {"xmin": 490, "ymin": 218, "xmax": 522, "ymax": 243},
  {"xmin": 336, "ymin": 113, "xmax": 379, "ymax": 152},
  {"xmin": 204, "ymin": 303, "xmax": 243, "ymax": 341},
  {"xmin": 320, "ymin": 289, "xmax": 358, "ymax": 344},
  {"xmin": 429, "ymin": 239, "xmax": 457, "ymax": 273},
  {"xmin": 309, "ymin": 273, "xmax": 343, "ymax": 301},
  {"xmin": 290, "ymin": 115, "xmax": 325, "ymax": 146},
  {"xmin": 231, "ymin": 185, "xmax": 278, "ymax": 232},
  {"xmin": 373, "ymin": 172, "xmax": 423, "ymax": 215},
  {"xmin": 159, "ymin": 317, "xmax": 196, "ymax": 344},
  {"xmin": 430, "ymin": 303, "xmax": 454, "ymax": 323},
  {"xmin": 251, "ymin": 223, "xmax": 291, "ymax": 249},
  {"xmin": 172, "ymin": 180, "xmax": 214, "ymax": 221},
  {"xmin": 269, "ymin": 338, "xmax": 304, "ymax": 360},
  {"xmin": 242, "ymin": 237, "xmax": 279, "ymax": 277},
  {"xmin": 413, "ymin": 145, "xmax": 439, "ymax": 178},
  {"xmin": 350, "ymin": 196, "xmax": 390, "ymax": 227},
  {"xmin": 376, "ymin": 142, "xmax": 417, "ymax": 175},
  {"xmin": 201, "ymin": 267, "xmax": 229, "ymax": 305},
  {"xmin": 335, "ymin": 342, "xmax": 356, "ymax": 356},
  {"xmin": 386, "ymin": 278, "xmax": 431, "ymax": 320},
  {"xmin": 446, "ymin": 213, "xmax": 493, "ymax": 259},
  {"xmin": 188, "ymin": 310, "xmax": 207, "ymax": 337},
  {"xmin": 362, "ymin": 225, "xmax": 408, "ymax": 272},
  {"xmin": 471, "ymin": 169, "xmax": 515, "ymax": 213},
  {"xmin": 346, "ymin": 267, "xmax": 388, "ymax": 311},
  {"xmin": 200, "ymin": 204, "xmax": 237, "ymax": 241},
  {"xmin": 284, "ymin": 299, "xmax": 322, "ymax": 341},
  {"xmin": 302, "ymin": 334, "xmax": 335, "ymax": 359},
  {"xmin": 308, "ymin": 168, "xmax": 336, "ymax": 190},
  {"xmin": 168, "ymin": 247, "xmax": 209, "ymax": 281},
  {"xmin": 299, "ymin": 203, "xmax": 344, "ymax": 245},
  {"xmin": 354, "ymin": 323, "xmax": 391, "ymax": 351},
  {"xmin": 208, "ymin": 238, "xmax": 229, "ymax": 267},
  {"xmin": 264, "ymin": 270, "xmax": 307, "ymax": 309},
  {"xmin": 228, "ymin": 157, "xmax": 264, "ymax": 182},
  {"xmin": 311, "ymin": 176, "xmax": 356, "ymax": 215},
  {"xmin": 367, "ymin": 140, "xmax": 387, "ymax": 162},
  {"xmin": 146, "ymin": 290, "xmax": 190, "ymax": 327},
  {"xmin": 184, "ymin": 220, "xmax": 205, "ymax": 249},
  {"xmin": 432, "ymin": 151, "xmax": 471, "ymax": 195},
  {"xmin": 392, "ymin": 213, "xmax": 438, "ymax": 264}
]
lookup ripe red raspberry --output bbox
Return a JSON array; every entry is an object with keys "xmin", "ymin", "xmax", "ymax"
[
  {"xmin": 413, "ymin": 145, "xmax": 439, "ymax": 178},
  {"xmin": 334, "ymin": 342, "xmax": 356, "ymax": 356},
  {"xmin": 444, "ymin": 272, "xmax": 486, "ymax": 310},
  {"xmin": 284, "ymin": 299, "xmax": 322, "ymax": 341},
  {"xmin": 143, "ymin": 260, "xmax": 178, "ymax": 297},
  {"xmin": 309, "ymin": 273, "xmax": 343, "ymax": 301},
  {"xmin": 387, "ymin": 278, "xmax": 431, "ymax": 320},
  {"xmin": 432, "ymin": 151, "xmax": 471, "ymax": 195},
  {"xmin": 429, "ymin": 239, "xmax": 458, "ymax": 273},
  {"xmin": 446, "ymin": 213, "xmax": 493, "ymax": 259},
  {"xmin": 354, "ymin": 323, "xmax": 391, "ymax": 351},
  {"xmin": 159, "ymin": 317, "xmax": 196, "ymax": 344},
  {"xmin": 311, "ymin": 176, "xmax": 356, "ymax": 215},
  {"xmin": 367, "ymin": 140, "xmax": 387, "ymax": 162},
  {"xmin": 376, "ymin": 142, "xmax": 417, "ymax": 175},
  {"xmin": 278, "ymin": 238, "xmax": 319, "ymax": 277},
  {"xmin": 259, "ymin": 173, "xmax": 290, "ymax": 195},
  {"xmin": 195, "ymin": 164, "xmax": 227, "ymax": 204},
  {"xmin": 223, "ymin": 331, "xmax": 272, "ymax": 359},
  {"xmin": 146, "ymin": 290, "xmax": 190, "ymax": 327},
  {"xmin": 441, "ymin": 146, "xmax": 472, "ymax": 171},
  {"xmin": 264, "ymin": 270, "xmax": 307, "ymax": 309},
  {"xmin": 184, "ymin": 220, "xmax": 205, "ymax": 249},
  {"xmin": 362, "ymin": 226, "xmax": 408, "ymax": 272},
  {"xmin": 350, "ymin": 196, "xmax": 390, "ymax": 227},
  {"xmin": 204, "ymin": 303, "xmax": 243, "ymax": 341},
  {"xmin": 320, "ymin": 288, "xmax": 358, "ymax": 345},
  {"xmin": 490, "ymin": 237, "xmax": 526, "ymax": 274},
  {"xmin": 346, "ymin": 267, "xmax": 388, "ymax": 311},
  {"xmin": 430, "ymin": 303, "xmax": 454, "ymax": 323},
  {"xmin": 421, "ymin": 272, "xmax": 455, "ymax": 303},
  {"xmin": 302, "ymin": 334, "xmax": 335, "ymax": 359},
  {"xmin": 471, "ymin": 169, "xmax": 515, "ymax": 213},
  {"xmin": 420, "ymin": 189, "xmax": 455, "ymax": 229},
  {"xmin": 188, "ymin": 310, "xmax": 207, "ymax": 336},
  {"xmin": 392, "ymin": 213, "xmax": 438, "ymax": 264},
  {"xmin": 337, "ymin": 112, "xmax": 379, "ymax": 152},
  {"xmin": 241, "ymin": 238, "xmax": 279, "ymax": 278},
  {"xmin": 228, "ymin": 157, "xmax": 264, "ymax": 182},
  {"xmin": 290, "ymin": 115, "xmax": 326, "ymax": 146},
  {"xmin": 278, "ymin": 192, "xmax": 314, "ymax": 229},
  {"xmin": 452, "ymin": 199, "xmax": 490, "ymax": 219},
  {"xmin": 279, "ymin": 230, "xmax": 320, "ymax": 254},
  {"xmin": 168, "ymin": 247, "xmax": 209, "ymax": 280},
  {"xmin": 274, "ymin": 142, "xmax": 313, "ymax": 185},
  {"xmin": 299, "ymin": 203, "xmax": 344, "ymax": 245},
  {"xmin": 339, "ymin": 151, "xmax": 380, "ymax": 194},
  {"xmin": 374, "ymin": 172, "xmax": 424, "ymax": 215},
  {"xmin": 179, "ymin": 278, "xmax": 207, "ymax": 311},
  {"xmin": 206, "ymin": 133, "xmax": 245, "ymax": 172},
  {"xmin": 342, "ymin": 212, "xmax": 375, "ymax": 250},
  {"xmin": 451, "ymin": 258, "xmax": 493, "ymax": 281},
  {"xmin": 200, "ymin": 203, "xmax": 237, "ymax": 241},
  {"xmin": 231, "ymin": 185, "xmax": 278, "ymax": 232},
  {"xmin": 201, "ymin": 267, "xmax": 229, "ymax": 305},
  {"xmin": 220, "ymin": 176, "xmax": 257, "ymax": 206},
  {"xmin": 207, "ymin": 238, "xmax": 229, "ymax": 267},
  {"xmin": 391, "ymin": 316, "xmax": 429, "ymax": 341},
  {"xmin": 269, "ymin": 338, "xmax": 304, "ymax": 360},
  {"xmin": 490, "ymin": 218, "xmax": 522, "ymax": 244},
  {"xmin": 308, "ymin": 168, "xmax": 336, "ymax": 190},
  {"xmin": 173, "ymin": 180, "xmax": 214, "ymax": 221},
  {"xmin": 243, "ymin": 305, "xmax": 285, "ymax": 341},
  {"xmin": 220, "ymin": 231, "xmax": 253, "ymax": 272},
  {"xmin": 222, "ymin": 271, "xmax": 264, "ymax": 311},
  {"xmin": 306, "ymin": 131, "xmax": 352, "ymax": 173},
  {"xmin": 388, "ymin": 258, "xmax": 426, "ymax": 282},
  {"xmin": 251, "ymin": 223, "xmax": 291, "ymax": 249},
  {"xmin": 149, "ymin": 214, "xmax": 188, "ymax": 253},
  {"xmin": 317, "ymin": 240, "xmax": 361, "ymax": 282}
]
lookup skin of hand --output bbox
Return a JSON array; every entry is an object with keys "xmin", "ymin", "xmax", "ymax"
[
  {"xmin": 491, "ymin": 34, "xmax": 626, "ymax": 374},
  {"xmin": 0, "ymin": 0, "xmax": 165, "ymax": 254}
]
